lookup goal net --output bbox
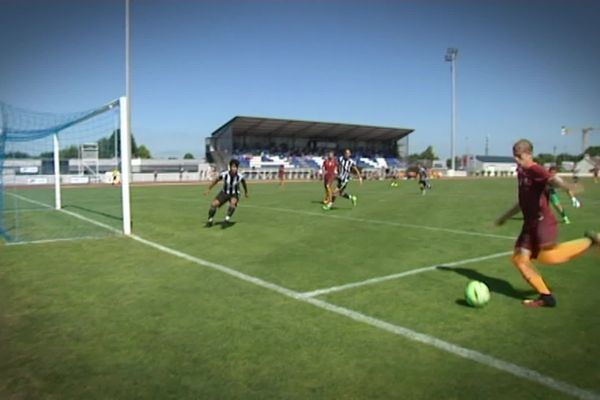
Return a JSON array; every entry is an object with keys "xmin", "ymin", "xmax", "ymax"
[{"xmin": 0, "ymin": 98, "xmax": 132, "ymax": 244}]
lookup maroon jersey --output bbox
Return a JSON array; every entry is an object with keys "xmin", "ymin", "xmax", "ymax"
[
  {"xmin": 517, "ymin": 163, "xmax": 555, "ymax": 225},
  {"xmin": 322, "ymin": 159, "xmax": 337, "ymax": 181},
  {"xmin": 515, "ymin": 163, "xmax": 558, "ymax": 256}
]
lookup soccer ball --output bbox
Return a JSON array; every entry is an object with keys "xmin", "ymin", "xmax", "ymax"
[{"xmin": 465, "ymin": 280, "xmax": 490, "ymax": 308}]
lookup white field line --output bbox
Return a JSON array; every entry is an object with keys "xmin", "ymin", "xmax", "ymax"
[
  {"xmin": 6, "ymin": 194, "xmax": 599, "ymax": 400},
  {"xmin": 241, "ymin": 204, "xmax": 516, "ymax": 240},
  {"xmin": 127, "ymin": 234, "xmax": 598, "ymax": 400},
  {"xmin": 1, "ymin": 208, "xmax": 53, "ymax": 214},
  {"xmin": 6, "ymin": 236, "xmax": 102, "ymax": 246},
  {"xmin": 6, "ymin": 192, "xmax": 122, "ymax": 235},
  {"xmin": 302, "ymin": 250, "xmax": 513, "ymax": 298}
]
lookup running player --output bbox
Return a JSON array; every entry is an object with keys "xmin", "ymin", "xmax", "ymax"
[
  {"xmin": 390, "ymin": 169, "xmax": 402, "ymax": 187},
  {"xmin": 322, "ymin": 151, "xmax": 337, "ymax": 209},
  {"xmin": 278, "ymin": 164, "xmax": 285, "ymax": 187},
  {"xmin": 548, "ymin": 166, "xmax": 580, "ymax": 224},
  {"xmin": 417, "ymin": 163, "xmax": 431, "ymax": 195},
  {"xmin": 204, "ymin": 159, "xmax": 248, "ymax": 226},
  {"xmin": 329, "ymin": 148, "xmax": 362, "ymax": 209},
  {"xmin": 495, "ymin": 139, "xmax": 599, "ymax": 307}
]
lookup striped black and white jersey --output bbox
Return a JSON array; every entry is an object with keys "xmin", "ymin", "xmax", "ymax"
[
  {"xmin": 218, "ymin": 171, "xmax": 245, "ymax": 196},
  {"xmin": 338, "ymin": 156, "xmax": 356, "ymax": 181},
  {"xmin": 418, "ymin": 167, "xmax": 429, "ymax": 181}
]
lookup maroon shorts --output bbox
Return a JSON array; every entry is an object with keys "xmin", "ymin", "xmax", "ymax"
[
  {"xmin": 324, "ymin": 174, "xmax": 335, "ymax": 185},
  {"xmin": 515, "ymin": 215, "xmax": 558, "ymax": 259}
]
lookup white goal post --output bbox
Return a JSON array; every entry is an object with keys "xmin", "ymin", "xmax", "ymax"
[{"xmin": 51, "ymin": 96, "xmax": 132, "ymax": 235}]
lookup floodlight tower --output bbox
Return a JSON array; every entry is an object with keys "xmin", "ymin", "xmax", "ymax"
[
  {"xmin": 561, "ymin": 126, "xmax": 597, "ymax": 154},
  {"xmin": 445, "ymin": 48, "xmax": 458, "ymax": 171}
]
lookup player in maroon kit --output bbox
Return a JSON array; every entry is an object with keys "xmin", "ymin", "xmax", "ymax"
[
  {"xmin": 495, "ymin": 139, "xmax": 598, "ymax": 307},
  {"xmin": 278, "ymin": 164, "xmax": 285, "ymax": 187},
  {"xmin": 322, "ymin": 151, "xmax": 337, "ymax": 209}
]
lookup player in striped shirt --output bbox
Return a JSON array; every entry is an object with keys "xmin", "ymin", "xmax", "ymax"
[
  {"xmin": 204, "ymin": 159, "xmax": 248, "ymax": 227},
  {"xmin": 417, "ymin": 163, "xmax": 431, "ymax": 195},
  {"xmin": 327, "ymin": 149, "xmax": 362, "ymax": 209}
]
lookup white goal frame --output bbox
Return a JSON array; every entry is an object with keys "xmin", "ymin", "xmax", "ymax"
[{"xmin": 52, "ymin": 96, "xmax": 132, "ymax": 235}]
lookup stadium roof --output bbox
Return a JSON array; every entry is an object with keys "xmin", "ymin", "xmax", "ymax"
[
  {"xmin": 475, "ymin": 156, "xmax": 515, "ymax": 163},
  {"xmin": 211, "ymin": 116, "xmax": 414, "ymax": 141}
]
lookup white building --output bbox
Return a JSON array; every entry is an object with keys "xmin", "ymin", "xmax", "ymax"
[
  {"xmin": 464, "ymin": 155, "xmax": 517, "ymax": 176},
  {"xmin": 574, "ymin": 154, "xmax": 600, "ymax": 176}
]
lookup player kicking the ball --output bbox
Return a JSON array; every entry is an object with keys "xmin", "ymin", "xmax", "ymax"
[
  {"xmin": 204, "ymin": 159, "xmax": 248, "ymax": 227},
  {"xmin": 495, "ymin": 139, "xmax": 599, "ymax": 308}
]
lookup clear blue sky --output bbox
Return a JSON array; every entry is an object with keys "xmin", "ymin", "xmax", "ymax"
[{"xmin": 1, "ymin": 0, "xmax": 599, "ymax": 159}]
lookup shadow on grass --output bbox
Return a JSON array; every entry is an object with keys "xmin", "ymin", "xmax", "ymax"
[
  {"xmin": 203, "ymin": 221, "xmax": 237, "ymax": 229},
  {"xmin": 437, "ymin": 266, "xmax": 535, "ymax": 301},
  {"xmin": 309, "ymin": 201, "xmax": 352, "ymax": 212},
  {"xmin": 64, "ymin": 204, "xmax": 122, "ymax": 222},
  {"xmin": 220, "ymin": 221, "xmax": 237, "ymax": 230}
]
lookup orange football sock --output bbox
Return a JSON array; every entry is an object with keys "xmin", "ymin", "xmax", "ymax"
[
  {"xmin": 511, "ymin": 254, "xmax": 551, "ymax": 295},
  {"xmin": 537, "ymin": 238, "xmax": 592, "ymax": 265}
]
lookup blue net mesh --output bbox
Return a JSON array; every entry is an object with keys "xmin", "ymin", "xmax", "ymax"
[{"xmin": 1, "ymin": 100, "xmax": 122, "ymax": 243}]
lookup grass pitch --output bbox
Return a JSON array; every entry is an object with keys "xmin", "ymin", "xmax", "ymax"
[{"xmin": 1, "ymin": 178, "xmax": 599, "ymax": 399}]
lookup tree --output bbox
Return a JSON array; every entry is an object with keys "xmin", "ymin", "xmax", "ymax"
[
  {"xmin": 584, "ymin": 146, "xmax": 600, "ymax": 157},
  {"xmin": 407, "ymin": 153, "xmax": 420, "ymax": 164},
  {"xmin": 183, "ymin": 153, "xmax": 195, "ymax": 160},
  {"xmin": 418, "ymin": 145, "xmax": 438, "ymax": 160},
  {"xmin": 135, "ymin": 145, "xmax": 152, "ymax": 159},
  {"xmin": 556, "ymin": 153, "xmax": 579, "ymax": 165},
  {"xmin": 446, "ymin": 156, "xmax": 461, "ymax": 169},
  {"xmin": 5, "ymin": 151, "xmax": 31, "ymax": 159},
  {"xmin": 96, "ymin": 130, "xmax": 147, "ymax": 159},
  {"xmin": 40, "ymin": 145, "xmax": 78, "ymax": 160},
  {"xmin": 535, "ymin": 153, "xmax": 556, "ymax": 165},
  {"xmin": 36, "ymin": 130, "xmax": 151, "ymax": 160}
]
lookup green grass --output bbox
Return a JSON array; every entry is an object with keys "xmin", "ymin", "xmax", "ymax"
[{"xmin": 1, "ymin": 178, "xmax": 599, "ymax": 399}]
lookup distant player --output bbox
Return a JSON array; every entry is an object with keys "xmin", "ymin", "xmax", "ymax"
[
  {"xmin": 322, "ymin": 151, "xmax": 337, "ymax": 209},
  {"xmin": 111, "ymin": 168, "xmax": 121, "ymax": 186},
  {"xmin": 328, "ymin": 149, "xmax": 362, "ymax": 209},
  {"xmin": 390, "ymin": 169, "xmax": 401, "ymax": 187},
  {"xmin": 278, "ymin": 164, "xmax": 285, "ymax": 187},
  {"xmin": 204, "ymin": 159, "xmax": 248, "ymax": 226},
  {"xmin": 548, "ymin": 166, "xmax": 580, "ymax": 224},
  {"xmin": 591, "ymin": 164, "xmax": 599, "ymax": 184},
  {"xmin": 417, "ymin": 163, "xmax": 431, "ymax": 195},
  {"xmin": 495, "ymin": 139, "xmax": 599, "ymax": 308}
]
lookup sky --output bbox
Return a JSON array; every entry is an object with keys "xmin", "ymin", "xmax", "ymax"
[{"xmin": 1, "ymin": 0, "xmax": 599, "ymax": 159}]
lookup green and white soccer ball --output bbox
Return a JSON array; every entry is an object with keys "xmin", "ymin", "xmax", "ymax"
[{"xmin": 465, "ymin": 280, "xmax": 490, "ymax": 308}]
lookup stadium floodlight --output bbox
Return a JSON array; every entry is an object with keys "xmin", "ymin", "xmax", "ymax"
[
  {"xmin": 445, "ymin": 48, "xmax": 458, "ymax": 171},
  {"xmin": 561, "ymin": 125, "xmax": 597, "ymax": 154}
]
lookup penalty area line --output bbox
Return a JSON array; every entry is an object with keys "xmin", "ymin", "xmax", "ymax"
[
  {"xmin": 241, "ymin": 204, "xmax": 516, "ymax": 240},
  {"xmin": 302, "ymin": 250, "xmax": 513, "ymax": 298},
  {"xmin": 128, "ymin": 234, "xmax": 598, "ymax": 400}
]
